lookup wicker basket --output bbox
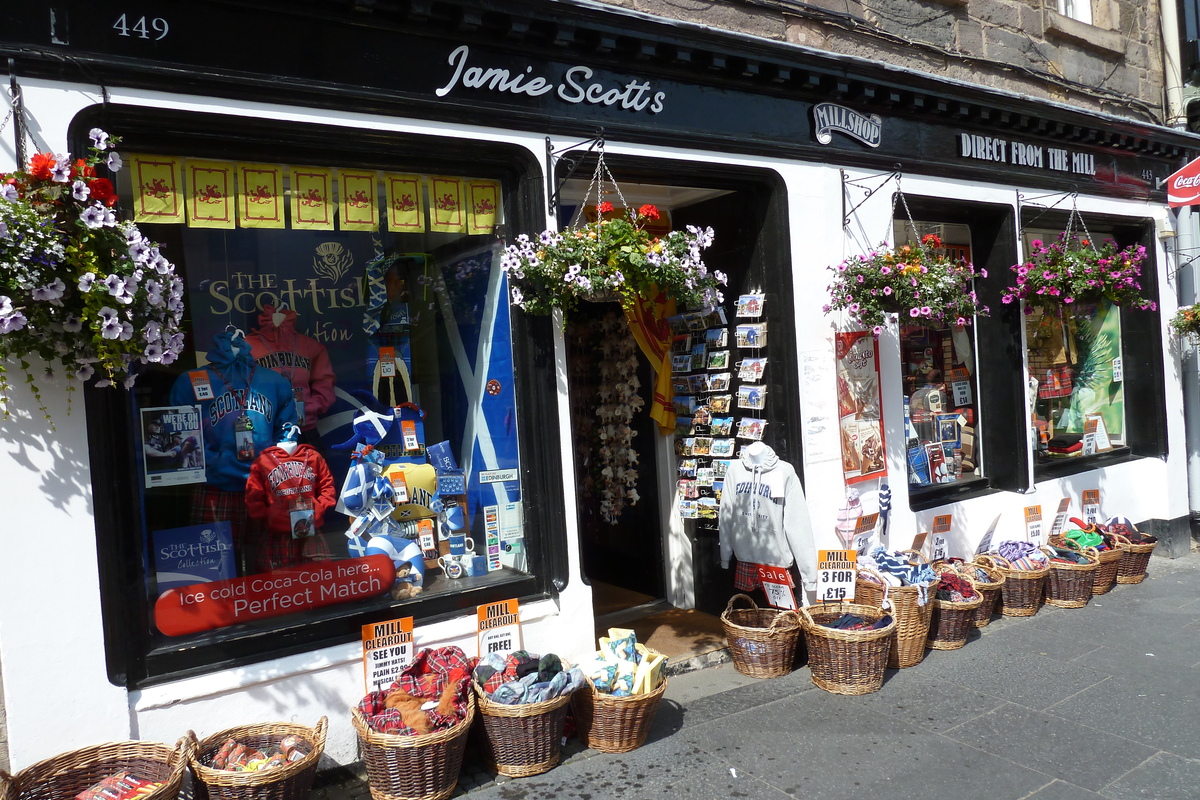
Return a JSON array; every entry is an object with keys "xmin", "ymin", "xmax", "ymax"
[
  {"xmin": 1040, "ymin": 546, "xmax": 1099, "ymax": 608},
  {"xmin": 1052, "ymin": 534, "xmax": 1121, "ymax": 595},
  {"xmin": 853, "ymin": 569, "xmax": 887, "ymax": 607},
  {"xmin": 926, "ymin": 568, "xmax": 983, "ymax": 651},
  {"xmin": 0, "ymin": 737, "xmax": 190, "ymax": 800},
  {"xmin": 799, "ymin": 602, "xmax": 895, "ymax": 696},
  {"xmin": 473, "ymin": 685, "xmax": 573, "ymax": 778},
  {"xmin": 188, "ymin": 718, "xmax": 326, "ymax": 800},
  {"xmin": 962, "ymin": 559, "xmax": 1004, "ymax": 628},
  {"xmin": 884, "ymin": 579, "xmax": 938, "ymax": 668},
  {"xmin": 571, "ymin": 676, "xmax": 668, "ymax": 753},
  {"xmin": 978, "ymin": 553, "xmax": 1047, "ymax": 617},
  {"xmin": 351, "ymin": 694, "xmax": 474, "ymax": 800},
  {"xmin": 720, "ymin": 593, "xmax": 804, "ymax": 679},
  {"xmin": 1116, "ymin": 532, "xmax": 1157, "ymax": 584}
]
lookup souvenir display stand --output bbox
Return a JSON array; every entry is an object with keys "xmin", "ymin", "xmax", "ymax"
[
  {"xmin": 0, "ymin": 738, "xmax": 192, "ymax": 800},
  {"xmin": 188, "ymin": 718, "xmax": 327, "ymax": 800}
]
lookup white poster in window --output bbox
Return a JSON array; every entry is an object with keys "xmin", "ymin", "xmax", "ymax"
[{"xmin": 141, "ymin": 405, "xmax": 206, "ymax": 487}]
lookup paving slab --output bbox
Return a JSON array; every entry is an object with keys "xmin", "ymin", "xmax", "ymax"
[
  {"xmin": 1023, "ymin": 779, "xmax": 1106, "ymax": 799},
  {"xmin": 1043, "ymin": 673, "xmax": 1200, "ymax": 757},
  {"xmin": 1098, "ymin": 752, "xmax": 1200, "ymax": 800},
  {"xmin": 910, "ymin": 645, "xmax": 1111, "ymax": 709},
  {"xmin": 940, "ymin": 703, "xmax": 1157, "ymax": 791}
]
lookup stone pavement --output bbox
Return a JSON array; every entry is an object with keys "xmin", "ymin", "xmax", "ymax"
[{"xmin": 314, "ymin": 550, "xmax": 1200, "ymax": 800}]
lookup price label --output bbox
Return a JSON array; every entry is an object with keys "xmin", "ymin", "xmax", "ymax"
[
  {"xmin": 911, "ymin": 532, "xmax": 929, "ymax": 552},
  {"xmin": 975, "ymin": 513, "xmax": 1002, "ymax": 555},
  {"xmin": 1024, "ymin": 505, "xmax": 1044, "ymax": 546},
  {"xmin": 1082, "ymin": 489, "xmax": 1101, "ymax": 526},
  {"xmin": 379, "ymin": 346, "xmax": 396, "ymax": 377},
  {"xmin": 816, "ymin": 549, "xmax": 857, "ymax": 602},
  {"xmin": 362, "ymin": 616, "xmax": 414, "ymax": 692},
  {"xmin": 477, "ymin": 599, "xmax": 521, "ymax": 657},
  {"xmin": 1049, "ymin": 497, "xmax": 1071, "ymax": 537},
  {"xmin": 188, "ymin": 370, "xmax": 214, "ymax": 401},
  {"xmin": 952, "ymin": 381, "xmax": 972, "ymax": 406},
  {"xmin": 930, "ymin": 534, "xmax": 949, "ymax": 561},
  {"xmin": 756, "ymin": 564, "xmax": 797, "ymax": 610}
]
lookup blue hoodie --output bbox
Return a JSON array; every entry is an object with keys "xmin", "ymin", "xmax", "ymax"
[{"xmin": 169, "ymin": 331, "xmax": 298, "ymax": 491}]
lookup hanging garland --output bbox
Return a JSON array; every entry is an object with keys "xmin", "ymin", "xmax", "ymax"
[{"xmin": 594, "ymin": 310, "xmax": 644, "ymax": 524}]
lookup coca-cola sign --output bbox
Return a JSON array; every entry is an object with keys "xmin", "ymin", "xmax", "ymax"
[{"xmin": 1167, "ymin": 157, "xmax": 1200, "ymax": 207}]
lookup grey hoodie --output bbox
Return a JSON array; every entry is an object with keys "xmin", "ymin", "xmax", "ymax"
[{"xmin": 718, "ymin": 443, "xmax": 818, "ymax": 592}]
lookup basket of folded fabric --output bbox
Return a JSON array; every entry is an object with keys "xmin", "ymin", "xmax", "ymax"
[
  {"xmin": 853, "ymin": 567, "xmax": 888, "ymax": 608},
  {"xmin": 863, "ymin": 548, "xmax": 940, "ymax": 668},
  {"xmin": 352, "ymin": 646, "xmax": 476, "ymax": 800},
  {"xmin": 1052, "ymin": 521, "xmax": 1121, "ymax": 595},
  {"xmin": 188, "ymin": 718, "xmax": 327, "ymax": 800},
  {"xmin": 472, "ymin": 650, "xmax": 583, "ymax": 777},
  {"xmin": 979, "ymin": 542, "xmax": 1049, "ymax": 617},
  {"xmin": 1040, "ymin": 544, "xmax": 1100, "ymax": 608},
  {"xmin": 1106, "ymin": 517, "xmax": 1158, "ymax": 584},
  {"xmin": 959, "ymin": 558, "xmax": 1005, "ymax": 627},
  {"xmin": 0, "ymin": 738, "xmax": 192, "ymax": 800},
  {"xmin": 798, "ymin": 602, "xmax": 895, "ymax": 696},
  {"xmin": 720, "ymin": 593, "xmax": 804, "ymax": 679},
  {"xmin": 926, "ymin": 566, "xmax": 983, "ymax": 650},
  {"xmin": 573, "ymin": 627, "xmax": 669, "ymax": 753}
]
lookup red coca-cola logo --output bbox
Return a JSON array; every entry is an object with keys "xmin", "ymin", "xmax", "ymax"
[{"xmin": 1167, "ymin": 157, "xmax": 1200, "ymax": 207}]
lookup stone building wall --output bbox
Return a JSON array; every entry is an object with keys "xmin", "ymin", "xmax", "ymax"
[{"xmin": 596, "ymin": 0, "xmax": 1165, "ymax": 123}]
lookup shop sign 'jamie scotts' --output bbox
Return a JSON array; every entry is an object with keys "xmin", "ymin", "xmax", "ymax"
[
  {"xmin": 813, "ymin": 103, "xmax": 882, "ymax": 148},
  {"xmin": 436, "ymin": 45, "xmax": 667, "ymax": 114}
]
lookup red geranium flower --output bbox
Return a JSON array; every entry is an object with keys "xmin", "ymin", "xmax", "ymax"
[
  {"xmin": 921, "ymin": 233, "xmax": 942, "ymax": 249},
  {"xmin": 597, "ymin": 201, "xmax": 614, "ymax": 214},
  {"xmin": 89, "ymin": 178, "xmax": 118, "ymax": 207},
  {"xmin": 638, "ymin": 203, "xmax": 660, "ymax": 220},
  {"xmin": 28, "ymin": 152, "xmax": 56, "ymax": 181},
  {"xmin": 71, "ymin": 159, "xmax": 96, "ymax": 180}
]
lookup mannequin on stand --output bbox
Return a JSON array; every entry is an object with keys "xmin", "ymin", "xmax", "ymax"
[{"xmin": 718, "ymin": 442, "xmax": 818, "ymax": 606}]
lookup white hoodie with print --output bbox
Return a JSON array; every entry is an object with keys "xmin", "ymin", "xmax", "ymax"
[{"xmin": 718, "ymin": 442, "xmax": 818, "ymax": 592}]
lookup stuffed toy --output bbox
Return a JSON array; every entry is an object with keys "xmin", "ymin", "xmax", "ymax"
[
  {"xmin": 365, "ymin": 533, "xmax": 426, "ymax": 599},
  {"xmin": 382, "ymin": 668, "xmax": 468, "ymax": 735}
]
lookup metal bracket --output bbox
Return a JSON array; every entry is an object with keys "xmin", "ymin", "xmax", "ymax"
[
  {"xmin": 841, "ymin": 164, "xmax": 900, "ymax": 228},
  {"xmin": 7, "ymin": 59, "xmax": 26, "ymax": 166},
  {"xmin": 545, "ymin": 129, "xmax": 604, "ymax": 217}
]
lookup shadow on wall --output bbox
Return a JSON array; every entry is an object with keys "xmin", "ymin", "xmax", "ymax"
[
  {"xmin": 0, "ymin": 391, "xmax": 95, "ymax": 515},
  {"xmin": 0, "ymin": 655, "xmax": 9, "ymax": 773}
]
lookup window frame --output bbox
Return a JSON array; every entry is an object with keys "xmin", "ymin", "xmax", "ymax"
[
  {"xmin": 1019, "ymin": 211, "xmax": 1166, "ymax": 481},
  {"xmin": 73, "ymin": 105, "xmax": 568, "ymax": 689},
  {"xmin": 895, "ymin": 195, "xmax": 1027, "ymax": 511}
]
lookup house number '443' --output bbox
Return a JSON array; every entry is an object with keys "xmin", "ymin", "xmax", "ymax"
[{"xmin": 113, "ymin": 14, "xmax": 169, "ymax": 40}]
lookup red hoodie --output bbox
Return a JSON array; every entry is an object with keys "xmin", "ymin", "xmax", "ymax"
[
  {"xmin": 245, "ymin": 444, "xmax": 337, "ymax": 535},
  {"xmin": 247, "ymin": 306, "xmax": 337, "ymax": 430}
]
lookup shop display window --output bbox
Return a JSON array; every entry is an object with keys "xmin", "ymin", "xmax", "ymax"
[
  {"xmin": 82, "ymin": 111, "xmax": 559, "ymax": 685},
  {"xmin": 892, "ymin": 222, "xmax": 985, "ymax": 490},
  {"xmin": 1023, "ymin": 230, "xmax": 1127, "ymax": 462}
]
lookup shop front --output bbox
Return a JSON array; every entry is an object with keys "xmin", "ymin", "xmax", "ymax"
[{"xmin": 0, "ymin": 0, "xmax": 1195, "ymax": 770}]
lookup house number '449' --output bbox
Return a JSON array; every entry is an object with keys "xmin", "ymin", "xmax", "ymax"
[{"xmin": 113, "ymin": 14, "xmax": 169, "ymax": 40}]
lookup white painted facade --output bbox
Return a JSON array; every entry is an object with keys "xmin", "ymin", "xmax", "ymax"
[{"xmin": 0, "ymin": 78, "xmax": 1186, "ymax": 770}]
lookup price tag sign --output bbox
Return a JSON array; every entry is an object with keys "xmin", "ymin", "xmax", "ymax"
[
  {"xmin": 756, "ymin": 564, "xmax": 797, "ymax": 610},
  {"xmin": 188, "ymin": 370, "xmax": 214, "ymax": 401},
  {"xmin": 1081, "ymin": 490, "xmax": 1101, "ymax": 526},
  {"xmin": 1049, "ymin": 498, "xmax": 1071, "ymax": 537},
  {"xmin": 974, "ymin": 513, "xmax": 1002, "ymax": 555},
  {"xmin": 1082, "ymin": 419, "xmax": 1098, "ymax": 456},
  {"xmin": 1024, "ymin": 505, "xmax": 1044, "ymax": 546},
  {"xmin": 930, "ymin": 534, "xmax": 949, "ymax": 561},
  {"xmin": 952, "ymin": 381, "xmax": 972, "ymax": 407},
  {"xmin": 816, "ymin": 549, "xmax": 858, "ymax": 602},
  {"xmin": 362, "ymin": 616, "xmax": 414, "ymax": 692},
  {"xmin": 851, "ymin": 512, "xmax": 879, "ymax": 554},
  {"xmin": 477, "ymin": 598, "xmax": 521, "ymax": 657},
  {"xmin": 911, "ymin": 532, "xmax": 929, "ymax": 552},
  {"xmin": 379, "ymin": 346, "xmax": 397, "ymax": 377}
]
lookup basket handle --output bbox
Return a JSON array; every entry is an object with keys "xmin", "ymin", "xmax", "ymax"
[
  {"xmin": 1109, "ymin": 532, "xmax": 1132, "ymax": 547},
  {"xmin": 975, "ymin": 553, "xmax": 1011, "ymax": 571},
  {"xmin": 796, "ymin": 605, "xmax": 815, "ymax": 629},
  {"xmin": 1, "ymin": 768, "xmax": 13, "ymax": 795},
  {"xmin": 184, "ymin": 729, "xmax": 202, "ymax": 767},
  {"xmin": 766, "ymin": 608, "xmax": 803, "ymax": 635},
  {"xmin": 313, "ymin": 716, "xmax": 330, "ymax": 751},
  {"xmin": 857, "ymin": 566, "xmax": 891, "ymax": 609},
  {"xmin": 724, "ymin": 593, "xmax": 760, "ymax": 616}
]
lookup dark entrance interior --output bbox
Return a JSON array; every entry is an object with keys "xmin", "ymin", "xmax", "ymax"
[{"xmin": 557, "ymin": 156, "xmax": 801, "ymax": 633}]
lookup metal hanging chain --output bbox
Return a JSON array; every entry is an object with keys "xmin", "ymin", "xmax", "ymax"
[
  {"xmin": 569, "ymin": 138, "xmax": 629, "ymax": 228},
  {"xmin": 895, "ymin": 176, "xmax": 926, "ymax": 255},
  {"xmin": 1066, "ymin": 198, "xmax": 1098, "ymax": 255}
]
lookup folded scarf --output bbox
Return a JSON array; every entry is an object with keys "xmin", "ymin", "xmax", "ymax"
[
  {"xmin": 821, "ymin": 612, "xmax": 892, "ymax": 631},
  {"xmin": 935, "ymin": 572, "xmax": 977, "ymax": 602},
  {"xmin": 870, "ymin": 547, "xmax": 939, "ymax": 604},
  {"xmin": 996, "ymin": 540, "xmax": 1049, "ymax": 571}
]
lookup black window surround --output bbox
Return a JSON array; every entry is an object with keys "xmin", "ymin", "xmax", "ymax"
[
  {"xmin": 895, "ymin": 195, "xmax": 1027, "ymax": 512},
  {"xmin": 72, "ymin": 105, "xmax": 568, "ymax": 689},
  {"xmin": 1019, "ymin": 210, "xmax": 1167, "ymax": 482}
]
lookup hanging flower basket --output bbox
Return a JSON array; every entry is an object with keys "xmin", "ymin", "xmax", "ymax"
[
  {"xmin": 502, "ymin": 202, "xmax": 723, "ymax": 318},
  {"xmin": 824, "ymin": 233, "xmax": 989, "ymax": 335},
  {"xmin": 1003, "ymin": 233, "xmax": 1155, "ymax": 314},
  {"xmin": 1170, "ymin": 304, "xmax": 1200, "ymax": 341},
  {"xmin": 0, "ymin": 128, "xmax": 185, "ymax": 419}
]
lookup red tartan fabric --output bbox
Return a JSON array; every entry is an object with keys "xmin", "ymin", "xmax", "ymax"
[
  {"xmin": 357, "ymin": 646, "xmax": 477, "ymax": 735},
  {"xmin": 733, "ymin": 560, "xmax": 796, "ymax": 592},
  {"xmin": 190, "ymin": 484, "xmax": 261, "ymax": 572}
]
